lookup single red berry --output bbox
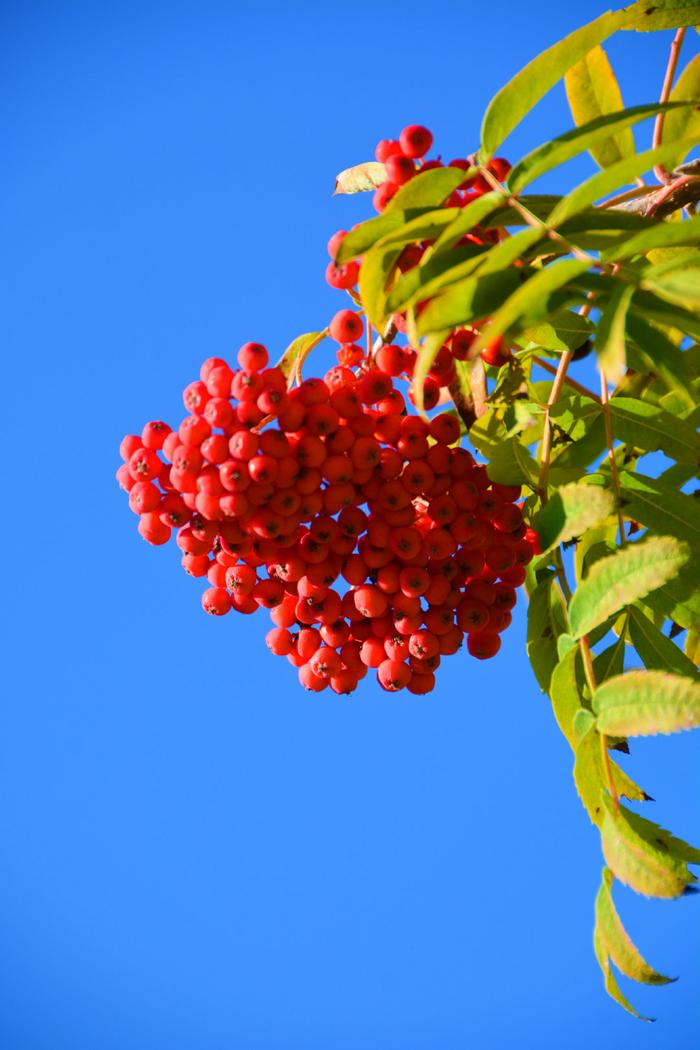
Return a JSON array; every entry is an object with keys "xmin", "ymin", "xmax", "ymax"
[
  {"xmin": 237, "ymin": 342, "xmax": 269, "ymax": 372},
  {"xmin": 488, "ymin": 157, "xmax": 512, "ymax": 182},
  {"xmin": 385, "ymin": 154, "xmax": 415, "ymax": 185},
  {"xmin": 329, "ymin": 309, "xmax": 364, "ymax": 344},
  {"xmin": 399, "ymin": 124, "xmax": 433, "ymax": 159},
  {"xmin": 377, "ymin": 659, "xmax": 411, "ymax": 691},
  {"xmin": 375, "ymin": 139, "xmax": 403, "ymax": 163},
  {"xmin": 373, "ymin": 181, "xmax": 398, "ymax": 212},
  {"xmin": 467, "ymin": 632, "xmax": 501, "ymax": 659},
  {"xmin": 141, "ymin": 421, "xmax": 171, "ymax": 451},
  {"xmin": 201, "ymin": 587, "xmax": 231, "ymax": 616},
  {"xmin": 326, "ymin": 260, "xmax": 360, "ymax": 290}
]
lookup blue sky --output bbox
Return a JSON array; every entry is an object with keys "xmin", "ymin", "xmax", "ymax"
[{"xmin": 2, "ymin": 2, "xmax": 699, "ymax": 1046}]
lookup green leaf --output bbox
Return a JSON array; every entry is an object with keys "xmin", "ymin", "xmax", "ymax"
[
  {"xmin": 431, "ymin": 191, "xmax": 505, "ymax": 254},
  {"xmin": 643, "ymin": 267, "xmax": 700, "ymax": 312},
  {"xmin": 550, "ymin": 645, "xmax": 581, "ymax": 746},
  {"xmin": 606, "ymin": 211, "xmax": 700, "ymax": 261},
  {"xmin": 594, "ymin": 669, "xmax": 700, "ymax": 736},
  {"xmin": 388, "ymin": 167, "xmax": 469, "ymax": 212},
  {"xmin": 480, "ymin": 9, "xmax": 625, "ymax": 158},
  {"xmin": 277, "ymin": 331, "xmax": 327, "ymax": 382},
  {"xmin": 596, "ymin": 282, "xmax": 634, "ymax": 383},
  {"xmin": 625, "ymin": 314, "xmax": 696, "ymax": 410},
  {"xmin": 608, "ymin": 397, "xmax": 700, "ymax": 464},
  {"xmin": 594, "ymin": 629, "xmax": 627, "ymax": 683},
  {"xmin": 509, "ymin": 103, "xmax": 684, "ymax": 192},
  {"xmin": 548, "ymin": 137, "xmax": 700, "ymax": 226},
  {"xmin": 519, "ymin": 308, "xmax": 594, "ymax": 351},
  {"xmin": 574, "ymin": 723, "xmax": 606, "ymax": 824},
  {"xmin": 527, "ymin": 572, "xmax": 569, "ymax": 691},
  {"xmin": 621, "ymin": 0, "xmax": 700, "ymax": 31},
  {"xmin": 663, "ymin": 54, "xmax": 700, "ymax": 166},
  {"xmin": 416, "ymin": 269, "xmax": 522, "ymax": 336},
  {"xmin": 629, "ymin": 606, "xmax": 700, "ymax": 677},
  {"xmin": 565, "ymin": 47, "xmax": 636, "ymax": 169},
  {"xmin": 569, "ymin": 536, "xmax": 690, "ymax": 639},
  {"xmin": 686, "ymin": 629, "xmax": 700, "ymax": 665},
  {"xmin": 645, "ymin": 568, "xmax": 700, "ymax": 632},
  {"xmin": 620, "ymin": 470, "xmax": 700, "ymax": 547},
  {"xmin": 358, "ymin": 242, "xmax": 403, "ymax": 329},
  {"xmin": 385, "ymin": 244, "xmax": 485, "ymax": 314},
  {"xmin": 333, "ymin": 161, "xmax": 386, "ymax": 195},
  {"xmin": 596, "ymin": 869, "xmax": 675, "ymax": 985},
  {"xmin": 533, "ymin": 481, "xmax": 615, "ymax": 555},
  {"xmin": 336, "ymin": 210, "xmax": 412, "ymax": 264},
  {"xmin": 593, "ymin": 927, "xmax": 653, "ymax": 1022},
  {"xmin": 623, "ymin": 806, "xmax": 700, "ymax": 864},
  {"xmin": 486, "ymin": 437, "xmax": 538, "ymax": 487},
  {"xmin": 469, "ymin": 258, "xmax": 592, "ymax": 355},
  {"xmin": 600, "ymin": 796, "xmax": 697, "ymax": 899}
]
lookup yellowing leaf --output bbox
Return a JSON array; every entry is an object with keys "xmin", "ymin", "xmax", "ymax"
[
  {"xmin": 533, "ymin": 481, "xmax": 615, "ymax": 555},
  {"xmin": 663, "ymin": 54, "xmax": 700, "ymax": 167},
  {"xmin": 596, "ymin": 869, "xmax": 675, "ymax": 985},
  {"xmin": 565, "ymin": 46, "xmax": 635, "ymax": 168},
  {"xmin": 596, "ymin": 283, "xmax": 634, "ymax": 383},
  {"xmin": 277, "ymin": 331, "xmax": 327, "ymax": 384},
  {"xmin": 333, "ymin": 161, "xmax": 386, "ymax": 195},
  {"xmin": 569, "ymin": 536, "xmax": 690, "ymax": 639},
  {"xmin": 600, "ymin": 796, "xmax": 696, "ymax": 899},
  {"xmin": 593, "ymin": 928, "xmax": 653, "ymax": 1021},
  {"xmin": 594, "ymin": 669, "xmax": 700, "ymax": 736}
]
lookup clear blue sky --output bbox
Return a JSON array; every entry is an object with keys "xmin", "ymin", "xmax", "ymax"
[{"xmin": 2, "ymin": 2, "xmax": 699, "ymax": 1046}]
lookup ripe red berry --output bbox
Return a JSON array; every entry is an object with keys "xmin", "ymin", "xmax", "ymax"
[
  {"xmin": 329, "ymin": 309, "xmax": 364, "ymax": 344},
  {"xmin": 378, "ymin": 659, "xmax": 411, "ymax": 691},
  {"xmin": 238, "ymin": 342, "xmax": 269, "ymax": 372},
  {"xmin": 201, "ymin": 587, "xmax": 232, "ymax": 616},
  {"xmin": 399, "ymin": 124, "xmax": 433, "ymax": 159},
  {"xmin": 467, "ymin": 632, "xmax": 501, "ymax": 659}
]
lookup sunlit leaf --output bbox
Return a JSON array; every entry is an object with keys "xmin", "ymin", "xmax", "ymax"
[
  {"xmin": 606, "ymin": 211, "xmax": 700, "ymax": 261},
  {"xmin": 480, "ymin": 9, "xmax": 625, "ymax": 157},
  {"xmin": 628, "ymin": 607, "xmax": 700, "ymax": 677},
  {"xmin": 550, "ymin": 645, "xmax": 581, "ymax": 745},
  {"xmin": 533, "ymin": 481, "xmax": 615, "ymax": 554},
  {"xmin": 333, "ymin": 161, "xmax": 386, "ymax": 195},
  {"xmin": 621, "ymin": 0, "xmax": 700, "ymax": 31},
  {"xmin": 277, "ymin": 330, "xmax": 327, "ymax": 383},
  {"xmin": 596, "ymin": 869, "xmax": 675, "ymax": 985},
  {"xmin": 619, "ymin": 471, "xmax": 700, "ymax": 546},
  {"xmin": 608, "ymin": 397, "xmax": 700, "ymax": 464},
  {"xmin": 625, "ymin": 313, "xmax": 696, "ymax": 410},
  {"xmin": 564, "ymin": 47, "xmax": 636, "ymax": 169},
  {"xmin": 569, "ymin": 536, "xmax": 690, "ymax": 639},
  {"xmin": 593, "ymin": 927, "xmax": 653, "ymax": 1022},
  {"xmin": 596, "ymin": 283, "xmax": 634, "ymax": 382},
  {"xmin": 663, "ymin": 54, "xmax": 700, "ymax": 166},
  {"xmin": 600, "ymin": 796, "xmax": 697, "ymax": 899},
  {"xmin": 416, "ymin": 269, "xmax": 522, "ymax": 336},
  {"xmin": 594, "ymin": 669, "xmax": 700, "ymax": 736}
]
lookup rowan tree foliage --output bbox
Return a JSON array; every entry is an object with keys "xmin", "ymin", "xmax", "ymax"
[{"xmin": 118, "ymin": 0, "xmax": 700, "ymax": 1020}]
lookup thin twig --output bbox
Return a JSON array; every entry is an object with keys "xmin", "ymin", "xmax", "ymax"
[
  {"xmin": 653, "ymin": 29, "xmax": 686, "ymax": 184},
  {"xmin": 537, "ymin": 349, "xmax": 575, "ymax": 504}
]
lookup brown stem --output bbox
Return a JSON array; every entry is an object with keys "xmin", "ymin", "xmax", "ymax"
[
  {"xmin": 653, "ymin": 28, "xmax": 687, "ymax": 185},
  {"xmin": 537, "ymin": 348, "xmax": 575, "ymax": 504}
]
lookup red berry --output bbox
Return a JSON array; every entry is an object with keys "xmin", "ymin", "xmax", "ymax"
[
  {"xmin": 201, "ymin": 587, "xmax": 232, "ymax": 616},
  {"xmin": 329, "ymin": 310, "xmax": 364, "ymax": 344},
  {"xmin": 399, "ymin": 124, "xmax": 433, "ymax": 159}
]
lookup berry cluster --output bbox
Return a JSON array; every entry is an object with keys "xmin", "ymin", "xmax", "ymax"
[
  {"xmin": 117, "ymin": 331, "xmax": 535, "ymax": 694},
  {"xmin": 117, "ymin": 123, "xmax": 538, "ymax": 695}
]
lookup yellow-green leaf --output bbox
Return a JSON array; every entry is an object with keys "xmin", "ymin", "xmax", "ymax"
[
  {"xmin": 628, "ymin": 606, "xmax": 700, "ymax": 677},
  {"xmin": 664, "ymin": 54, "xmax": 700, "ymax": 166},
  {"xmin": 596, "ymin": 869, "xmax": 675, "ymax": 985},
  {"xmin": 594, "ymin": 669, "xmax": 700, "ymax": 735},
  {"xmin": 621, "ymin": 0, "xmax": 700, "ymax": 32},
  {"xmin": 565, "ymin": 46, "xmax": 635, "ymax": 168},
  {"xmin": 596, "ymin": 283, "xmax": 634, "ymax": 383},
  {"xmin": 605, "ymin": 210, "xmax": 700, "ymax": 261},
  {"xmin": 533, "ymin": 481, "xmax": 615, "ymax": 555},
  {"xmin": 600, "ymin": 796, "xmax": 696, "ymax": 899},
  {"xmin": 416, "ymin": 269, "xmax": 521, "ymax": 336},
  {"xmin": 686, "ymin": 629, "xmax": 700, "ymax": 665},
  {"xmin": 593, "ymin": 928, "xmax": 653, "ymax": 1021},
  {"xmin": 277, "ymin": 331, "xmax": 327, "ymax": 383},
  {"xmin": 480, "ymin": 9, "xmax": 625, "ymax": 158},
  {"xmin": 549, "ymin": 645, "xmax": 581, "ymax": 746},
  {"xmin": 569, "ymin": 536, "xmax": 690, "ymax": 639},
  {"xmin": 333, "ymin": 161, "xmax": 386, "ymax": 195}
]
